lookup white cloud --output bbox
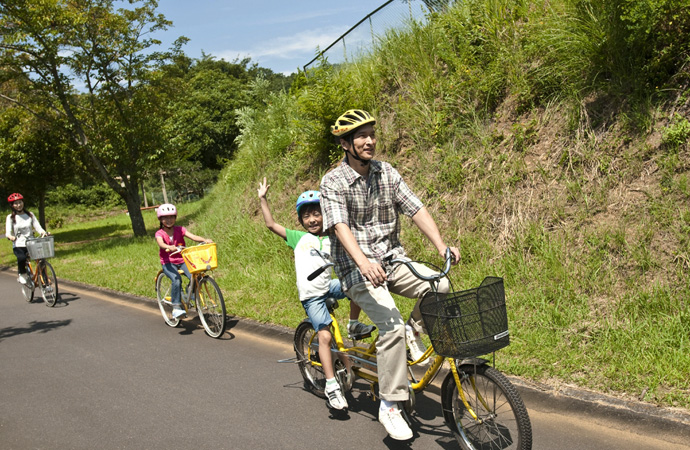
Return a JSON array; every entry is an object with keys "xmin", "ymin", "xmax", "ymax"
[{"xmin": 216, "ymin": 27, "xmax": 348, "ymax": 62}]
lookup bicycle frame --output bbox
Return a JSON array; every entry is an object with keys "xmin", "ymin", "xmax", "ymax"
[
  {"xmin": 303, "ymin": 308, "xmax": 483, "ymax": 420},
  {"xmin": 26, "ymin": 258, "xmax": 47, "ymax": 286},
  {"xmin": 155, "ymin": 268, "xmax": 200, "ymax": 313}
]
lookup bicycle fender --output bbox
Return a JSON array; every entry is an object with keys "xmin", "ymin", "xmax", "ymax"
[{"xmin": 456, "ymin": 357, "xmax": 489, "ymax": 367}]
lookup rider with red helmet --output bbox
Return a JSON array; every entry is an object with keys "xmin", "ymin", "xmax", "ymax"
[{"xmin": 5, "ymin": 193, "xmax": 48, "ymax": 285}]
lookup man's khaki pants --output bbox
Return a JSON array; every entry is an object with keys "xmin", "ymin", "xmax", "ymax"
[{"xmin": 346, "ymin": 262, "xmax": 450, "ymax": 401}]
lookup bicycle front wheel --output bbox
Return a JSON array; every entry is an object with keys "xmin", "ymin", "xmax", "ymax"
[
  {"xmin": 39, "ymin": 261, "xmax": 59, "ymax": 307},
  {"xmin": 155, "ymin": 271, "xmax": 181, "ymax": 328},
  {"xmin": 196, "ymin": 276, "xmax": 226, "ymax": 338},
  {"xmin": 21, "ymin": 267, "xmax": 34, "ymax": 303},
  {"xmin": 441, "ymin": 364, "xmax": 532, "ymax": 450}
]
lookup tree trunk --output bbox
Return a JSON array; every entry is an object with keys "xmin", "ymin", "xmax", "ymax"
[
  {"xmin": 38, "ymin": 193, "xmax": 46, "ymax": 230},
  {"xmin": 120, "ymin": 178, "xmax": 147, "ymax": 237}
]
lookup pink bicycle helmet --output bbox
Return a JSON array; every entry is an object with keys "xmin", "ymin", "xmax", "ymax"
[{"xmin": 156, "ymin": 203, "xmax": 177, "ymax": 218}]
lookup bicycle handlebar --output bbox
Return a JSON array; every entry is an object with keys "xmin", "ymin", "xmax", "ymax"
[
  {"xmin": 167, "ymin": 241, "xmax": 211, "ymax": 256},
  {"xmin": 390, "ymin": 248, "xmax": 454, "ymax": 282},
  {"xmin": 306, "ymin": 248, "xmax": 454, "ymax": 283},
  {"xmin": 307, "ymin": 248, "xmax": 333, "ymax": 281}
]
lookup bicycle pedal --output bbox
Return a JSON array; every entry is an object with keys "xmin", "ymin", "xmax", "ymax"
[{"xmin": 348, "ymin": 331, "xmax": 373, "ymax": 340}]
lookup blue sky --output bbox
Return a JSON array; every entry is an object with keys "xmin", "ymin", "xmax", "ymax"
[{"xmin": 150, "ymin": 1, "xmax": 381, "ymax": 75}]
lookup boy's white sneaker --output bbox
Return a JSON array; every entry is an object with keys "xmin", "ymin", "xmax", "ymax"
[
  {"xmin": 405, "ymin": 326, "xmax": 428, "ymax": 363},
  {"xmin": 325, "ymin": 384, "xmax": 348, "ymax": 410},
  {"xmin": 17, "ymin": 274, "xmax": 27, "ymax": 285},
  {"xmin": 172, "ymin": 306, "xmax": 186, "ymax": 319},
  {"xmin": 379, "ymin": 406, "xmax": 413, "ymax": 440}
]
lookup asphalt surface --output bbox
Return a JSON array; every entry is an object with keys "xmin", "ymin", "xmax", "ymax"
[{"xmin": 1, "ymin": 268, "xmax": 689, "ymax": 449}]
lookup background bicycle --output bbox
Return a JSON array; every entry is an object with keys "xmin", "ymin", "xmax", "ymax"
[
  {"xmin": 22, "ymin": 235, "xmax": 59, "ymax": 307},
  {"xmin": 154, "ymin": 243, "xmax": 226, "ymax": 338}
]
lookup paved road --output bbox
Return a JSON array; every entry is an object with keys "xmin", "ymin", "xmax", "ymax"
[{"xmin": 1, "ymin": 270, "xmax": 688, "ymax": 449}]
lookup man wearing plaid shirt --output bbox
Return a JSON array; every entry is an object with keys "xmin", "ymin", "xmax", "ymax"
[{"xmin": 320, "ymin": 109, "xmax": 460, "ymax": 441}]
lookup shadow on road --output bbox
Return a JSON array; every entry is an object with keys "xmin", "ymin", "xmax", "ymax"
[
  {"xmin": 56, "ymin": 291, "xmax": 81, "ymax": 306},
  {"xmin": 0, "ymin": 319, "xmax": 72, "ymax": 341}
]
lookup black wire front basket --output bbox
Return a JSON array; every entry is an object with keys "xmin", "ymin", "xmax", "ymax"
[{"xmin": 419, "ymin": 277, "xmax": 510, "ymax": 359}]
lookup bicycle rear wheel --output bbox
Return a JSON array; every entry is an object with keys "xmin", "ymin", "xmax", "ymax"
[
  {"xmin": 155, "ymin": 271, "xmax": 181, "ymax": 327},
  {"xmin": 38, "ymin": 261, "xmax": 59, "ymax": 307},
  {"xmin": 196, "ymin": 276, "xmax": 226, "ymax": 338},
  {"xmin": 441, "ymin": 363, "xmax": 532, "ymax": 450},
  {"xmin": 294, "ymin": 320, "xmax": 327, "ymax": 398}
]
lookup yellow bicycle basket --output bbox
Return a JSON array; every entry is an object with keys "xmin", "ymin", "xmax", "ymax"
[{"xmin": 181, "ymin": 243, "xmax": 218, "ymax": 274}]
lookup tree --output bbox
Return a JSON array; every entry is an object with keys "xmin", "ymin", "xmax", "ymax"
[
  {"xmin": 0, "ymin": 0, "xmax": 183, "ymax": 236},
  {"xmin": 0, "ymin": 90, "xmax": 77, "ymax": 228}
]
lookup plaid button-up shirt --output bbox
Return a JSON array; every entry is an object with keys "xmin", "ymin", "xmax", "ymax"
[{"xmin": 320, "ymin": 159, "xmax": 424, "ymax": 290}]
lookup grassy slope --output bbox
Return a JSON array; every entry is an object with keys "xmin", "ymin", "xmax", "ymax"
[{"xmin": 2, "ymin": 0, "xmax": 688, "ymax": 409}]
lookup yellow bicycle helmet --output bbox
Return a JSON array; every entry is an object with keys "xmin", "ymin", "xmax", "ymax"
[{"xmin": 331, "ymin": 109, "xmax": 376, "ymax": 137}]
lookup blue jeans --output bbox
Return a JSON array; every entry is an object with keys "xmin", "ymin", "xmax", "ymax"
[
  {"xmin": 161, "ymin": 262, "xmax": 191, "ymax": 306},
  {"xmin": 301, "ymin": 279, "xmax": 346, "ymax": 332}
]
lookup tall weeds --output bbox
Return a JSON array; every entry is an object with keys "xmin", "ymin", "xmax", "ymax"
[{"xmin": 206, "ymin": 0, "xmax": 690, "ymax": 407}]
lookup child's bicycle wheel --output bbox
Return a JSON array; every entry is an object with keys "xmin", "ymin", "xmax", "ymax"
[
  {"xmin": 294, "ymin": 320, "xmax": 328, "ymax": 397},
  {"xmin": 155, "ymin": 271, "xmax": 181, "ymax": 328},
  {"xmin": 195, "ymin": 276, "xmax": 226, "ymax": 338}
]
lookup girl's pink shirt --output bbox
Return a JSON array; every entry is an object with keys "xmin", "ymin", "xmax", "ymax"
[{"xmin": 155, "ymin": 226, "xmax": 187, "ymax": 265}]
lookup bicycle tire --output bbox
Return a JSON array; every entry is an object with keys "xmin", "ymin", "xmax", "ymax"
[
  {"xmin": 294, "ymin": 320, "xmax": 328, "ymax": 398},
  {"xmin": 39, "ymin": 261, "xmax": 59, "ymax": 307},
  {"xmin": 441, "ymin": 364, "xmax": 532, "ymax": 450},
  {"xmin": 155, "ymin": 271, "xmax": 181, "ymax": 328},
  {"xmin": 21, "ymin": 266, "xmax": 34, "ymax": 303},
  {"xmin": 196, "ymin": 276, "xmax": 226, "ymax": 338}
]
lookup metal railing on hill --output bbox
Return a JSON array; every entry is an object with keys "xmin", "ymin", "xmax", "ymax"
[{"xmin": 303, "ymin": 0, "xmax": 453, "ymax": 74}]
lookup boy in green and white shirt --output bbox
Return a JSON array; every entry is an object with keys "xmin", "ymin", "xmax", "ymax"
[{"xmin": 257, "ymin": 178, "xmax": 374, "ymax": 410}]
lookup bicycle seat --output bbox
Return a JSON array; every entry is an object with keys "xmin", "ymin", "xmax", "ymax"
[{"xmin": 325, "ymin": 297, "xmax": 339, "ymax": 311}]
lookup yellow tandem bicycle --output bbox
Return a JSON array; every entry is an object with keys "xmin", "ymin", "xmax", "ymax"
[{"xmin": 293, "ymin": 249, "xmax": 532, "ymax": 449}]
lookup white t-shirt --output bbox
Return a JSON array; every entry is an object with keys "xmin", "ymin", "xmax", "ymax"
[
  {"xmin": 6, "ymin": 212, "xmax": 46, "ymax": 248},
  {"xmin": 286, "ymin": 229, "xmax": 332, "ymax": 301}
]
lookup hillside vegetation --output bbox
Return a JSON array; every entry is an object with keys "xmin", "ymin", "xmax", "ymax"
[
  {"xmin": 214, "ymin": 0, "xmax": 690, "ymax": 409},
  {"xmin": 9, "ymin": 0, "xmax": 688, "ymax": 410}
]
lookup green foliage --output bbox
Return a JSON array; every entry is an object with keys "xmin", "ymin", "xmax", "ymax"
[
  {"xmin": 662, "ymin": 113, "xmax": 690, "ymax": 149},
  {"xmin": 0, "ymin": 0, "xmax": 181, "ymax": 236},
  {"xmin": 46, "ymin": 183, "xmax": 125, "ymax": 209},
  {"xmin": 165, "ymin": 56, "xmax": 256, "ymax": 169}
]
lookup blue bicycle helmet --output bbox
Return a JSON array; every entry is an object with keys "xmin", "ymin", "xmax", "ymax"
[{"xmin": 296, "ymin": 191, "xmax": 320, "ymax": 215}]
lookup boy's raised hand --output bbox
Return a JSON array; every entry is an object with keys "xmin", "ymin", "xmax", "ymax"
[{"xmin": 257, "ymin": 177, "xmax": 270, "ymax": 199}]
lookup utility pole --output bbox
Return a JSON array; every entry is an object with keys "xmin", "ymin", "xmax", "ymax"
[
  {"xmin": 142, "ymin": 182, "xmax": 148, "ymax": 208},
  {"xmin": 160, "ymin": 170, "xmax": 168, "ymax": 204}
]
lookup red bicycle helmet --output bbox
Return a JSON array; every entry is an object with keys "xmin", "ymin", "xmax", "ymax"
[{"xmin": 7, "ymin": 193, "xmax": 23, "ymax": 203}]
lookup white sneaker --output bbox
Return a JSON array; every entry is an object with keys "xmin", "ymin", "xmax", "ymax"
[
  {"xmin": 405, "ymin": 326, "xmax": 428, "ymax": 363},
  {"xmin": 325, "ymin": 383, "xmax": 348, "ymax": 410},
  {"xmin": 172, "ymin": 306, "xmax": 186, "ymax": 319},
  {"xmin": 17, "ymin": 274, "xmax": 27, "ymax": 285},
  {"xmin": 379, "ymin": 406, "xmax": 413, "ymax": 440}
]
